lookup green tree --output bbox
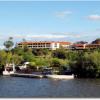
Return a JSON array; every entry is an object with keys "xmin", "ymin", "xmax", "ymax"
[
  {"xmin": 12, "ymin": 47, "xmax": 24, "ymax": 56},
  {"xmin": 22, "ymin": 51, "xmax": 34, "ymax": 62},
  {"xmin": 4, "ymin": 37, "xmax": 14, "ymax": 51},
  {"xmin": 6, "ymin": 52, "xmax": 12, "ymax": 64},
  {"xmin": 50, "ymin": 58, "xmax": 62, "ymax": 74},
  {"xmin": 52, "ymin": 48, "xmax": 67, "ymax": 59},
  {"xmin": 70, "ymin": 51, "xmax": 100, "ymax": 78},
  {"xmin": 92, "ymin": 38, "xmax": 100, "ymax": 44},
  {"xmin": 3, "ymin": 37, "xmax": 17, "ymax": 67},
  {"xmin": 0, "ymin": 50, "xmax": 7, "ymax": 66},
  {"xmin": 50, "ymin": 58, "xmax": 61, "ymax": 67},
  {"xmin": 12, "ymin": 54, "xmax": 23, "ymax": 65},
  {"xmin": 32, "ymin": 48, "xmax": 49, "ymax": 56},
  {"xmin": 66, "ymin": 51, "xmax": 78, "ymax": 61}
]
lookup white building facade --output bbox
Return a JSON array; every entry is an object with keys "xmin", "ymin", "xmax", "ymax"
[{"xmin": 17, "ymin": 41, "xmax": 71, "ymax": 50}]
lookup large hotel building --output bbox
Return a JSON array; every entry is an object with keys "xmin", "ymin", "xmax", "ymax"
[
  {"xmin": 17, "ymin": 41, "xmax": 72, "ymax": 50},
  {"xmin": 17, "ymin": 40, "xmax": 100, "ymax": 50}
]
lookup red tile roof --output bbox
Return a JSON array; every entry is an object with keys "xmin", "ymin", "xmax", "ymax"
[
  {"xmin": 58, "ymin": 42, "xmax": 72, "ymax": 45},
  {"xmin": 73, "ymin": 44, "xmax": 84, "ymax": 47}
]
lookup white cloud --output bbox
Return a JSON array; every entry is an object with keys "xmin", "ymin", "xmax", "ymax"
[
  {"xmin": 87, "ymin": 14, "xmax": 100, "ymax": 20},
  {"xmin": 17, "ymin": 33, "xmax": 81, "ymax": 39},
  {"xmin": 51, "ymin": 32, "xmax": 81, "ymax": 38},
  {"xmin": 55, "ymin": 10, "xmax": 72, "ymax": 18},
  {"xmin": 10, "ymin": 32, "xmax": 82, "ymax": 42},
  {"xmin": 14, "ymin": 34, "xmax": 67, "ymax": 39}
]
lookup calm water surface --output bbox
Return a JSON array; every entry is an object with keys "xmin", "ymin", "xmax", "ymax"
[{"xmin": 0, "ymin": 76, "xmax": 100, "ymax": 98}]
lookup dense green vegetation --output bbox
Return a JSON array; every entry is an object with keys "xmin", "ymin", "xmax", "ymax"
[
  {"xmin": 1, "ymin": 37, "xmax": 100, "ymax": 78},
  {"xmin": 70, "ymin": 51, "xmax": 100, "ymax": 78}
]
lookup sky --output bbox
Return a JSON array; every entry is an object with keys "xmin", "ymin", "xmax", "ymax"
[{"xmin": 0, "ymin": 1, "xmax": 100, "ymax": 48}]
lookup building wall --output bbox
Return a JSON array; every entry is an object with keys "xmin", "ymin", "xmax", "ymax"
[
  {"xmin": 50, "ymin": 43, "xmax": 60, "ymax": 50},
  {"xmin": 17, "ymin": 41, "xmax": 71, "ymax": 50},
  {"xmin": 71, "ymin": 43, "xmax": 100, "ymax": 50}
]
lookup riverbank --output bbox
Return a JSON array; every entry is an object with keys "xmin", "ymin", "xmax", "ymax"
[{"xmin": 9, "ymin": 73, "xmax": 74, "ymax": 79}]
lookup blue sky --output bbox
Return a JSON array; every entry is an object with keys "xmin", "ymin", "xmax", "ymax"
[{"xmin": 0, "ymin": 1, "xmax": 100, "ymax": 48}]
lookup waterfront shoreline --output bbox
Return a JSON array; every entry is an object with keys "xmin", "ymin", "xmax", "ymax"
[{"xmin": 9, "ymin": 73, "xmax": 74, "ymax": 79}]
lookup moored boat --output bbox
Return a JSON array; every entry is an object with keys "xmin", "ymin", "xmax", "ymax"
[
  {"xmin": 3, "ymin": 63, "xmax": 15, "ymax": 76},
  {"xmin": 46, "ymin": 74, "xmax": 74, "ymax": 79}
]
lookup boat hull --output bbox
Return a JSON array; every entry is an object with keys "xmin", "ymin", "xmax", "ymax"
[
  {"xmin": 3, "ymin": 71, "xmax": 14, "ymax": 76},
  {"xmin": 46, "ymin": 75, "xmax": 74, "ymax": 79}
]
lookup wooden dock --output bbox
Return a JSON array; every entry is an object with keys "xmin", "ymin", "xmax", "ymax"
[{"xmin": 10, "ymin": 73, "xmax": 43, "ymax": 78}]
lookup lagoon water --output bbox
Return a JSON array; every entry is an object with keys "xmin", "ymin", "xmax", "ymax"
[{"xmin": 0, "ymin": 76, "xmax": 100, "ymax": 98}]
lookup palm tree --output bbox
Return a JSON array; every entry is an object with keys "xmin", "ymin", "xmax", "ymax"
[
  {"xmin": 3, "ymin": 37, "xmax": 14, "ymax": 70},
  {"xmin": 4, "ymin": 37, "xmax": 14, "ymax": 51}
]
